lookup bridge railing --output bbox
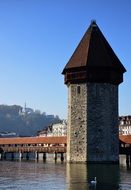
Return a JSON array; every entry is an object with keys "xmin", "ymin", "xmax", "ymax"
[{"xmin": 1, "ymin": 146, "xmax": 67, "ymax": 153}]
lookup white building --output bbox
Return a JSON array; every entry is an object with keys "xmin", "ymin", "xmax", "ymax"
[
  {"xmin": 119, "ymin": 116, "xmax": 131, "ymax": 135},
  {"xmin": 37, "ymin": 126, "xmax": 52, "ymax": 137},
  {"xmin": 37, "ymin": 120, "xmax": 67, "ymax": 137},
  {"xmin": 52, "ymin": 120, "xmax": 67, "ymax": 136}
]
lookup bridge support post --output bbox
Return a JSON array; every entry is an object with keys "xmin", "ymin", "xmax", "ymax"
[
  {"xmin": 19, "ymin": 151, "xmax": 22, "ymax": 160},
  {"xmin": 126, "ymin": 154, "xmax": 129, "ymax": 165},
  {"xmin": 0, "ymin": 153, "xmax": 4, "ymax": 160},
  {"xmin": 54, "ymin": 152, "xmax": 57, "ymax": 161},
  {"xmin": 26, "ymin": 152, "xmax": 29, "ymax": 160},
  {"xmin": 61, "ymin": 153, "xmax": 64, "ymax": 162},
  {"xmin": 1, "ymin": 152, "xmax": 5, "ymax": 160},
  {"xmin": 35, "ymin": 151, "xmax": 39, "ymax": 161},
  {"xmin": 11, "ymin": 152, "xmax": 14, "ymax": 160},
  {"xmin": 43, "ymin": 152, "xmax": 46, "ymax": 162},
  {"xmin": 129, "ymin": 155, "xmax": 131, "ymax": 164},
  {"xmin": 3, "ymin": 152, "xmax": 6, "ymax": 160}
]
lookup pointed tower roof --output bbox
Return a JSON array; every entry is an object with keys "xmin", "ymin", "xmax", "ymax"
[
  {"xmin": 62, "ymin": 21, "xmax": 126, "ymax": 85},
  {"xmin": 62, "ymin": 21, "xmax": 126, "ymax": 73}
]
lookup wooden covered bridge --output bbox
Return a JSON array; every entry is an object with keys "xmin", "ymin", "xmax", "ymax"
[
  {"xmin": 0, "ymin": 136, "xmax": 67, "ymax": 161},
  {"xmin": 119, "ymin": 135, "xmax": 131, "ymax": 164},
  {"xmin": 0, "ymin": 135, "xmax": 131, "ymax": 163}
]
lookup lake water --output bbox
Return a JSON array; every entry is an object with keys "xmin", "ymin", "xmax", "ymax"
[{"xmin": 0, "ymin": 160, "xmax": 130, "ymax": 190}]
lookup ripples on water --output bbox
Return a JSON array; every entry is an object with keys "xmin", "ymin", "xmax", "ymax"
[
  {"xmin": 0, "ymin": 161, "xmax": 130, "ymax": 190},
  {"xmin": 0, "ymin": 161, "xmax": 67, "ymax": 190}
]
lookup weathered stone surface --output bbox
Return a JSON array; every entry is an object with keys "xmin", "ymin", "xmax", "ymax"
[
  {"xmin": 67, "ymin": 83, "xmax": 119, "ymax": 163},
  {"xmin": 67, "ymin": 83, "xmax": 87, "ymax": 162}
]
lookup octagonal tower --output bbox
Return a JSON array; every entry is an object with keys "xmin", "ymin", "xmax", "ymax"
[{"xmin": 62, "ymin": 21, "xmax": 126, "ymax": 163}]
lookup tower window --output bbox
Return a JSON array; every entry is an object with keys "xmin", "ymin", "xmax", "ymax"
[{"xmin": 77, "ymin": 86, "xmax": 81, "ymax": 94}]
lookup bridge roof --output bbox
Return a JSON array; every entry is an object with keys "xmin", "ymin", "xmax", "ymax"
[
  {"xmin": 119, "ymin": 135, "xmax": 131, "ymax": 144},
  {"xmin": 1, "ymin": 136, "xmax": 130, "ymax": 145},
  {"xmin": 0, "ymin": 136, "xmax": 67, "ymax": 145}
]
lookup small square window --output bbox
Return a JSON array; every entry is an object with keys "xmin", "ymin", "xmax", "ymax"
[{"xmin": 77, "ymin": 86, "xmax": 81, "ymax": 94}]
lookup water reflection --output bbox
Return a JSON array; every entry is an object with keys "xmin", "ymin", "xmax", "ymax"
[
  {"xmin": 88, "ymin": 164, "xmax": 120, "ymax": 190},
  {"xmin": 0, "ymin": 161, "xmax": 130, "ymax": 189},
  {"xmin": 0, "ymin": 161, "xmax": 67, "ymax": 190},
  {"xmin": 66, "ymin": 163, "xmax": 120, "ymax": 190},
  {"xmin": 66, "ymin": 163, "xmax": 89, "ymax": 190}
]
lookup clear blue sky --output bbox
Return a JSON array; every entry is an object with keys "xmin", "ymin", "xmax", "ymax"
[{"xmin": 0, "ymin": 0, "xmax": 131, "ymax": 119}]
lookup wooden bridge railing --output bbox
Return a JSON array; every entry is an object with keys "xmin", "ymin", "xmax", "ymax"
[
  {"xmin": 1, "ymin": 146, "xmax": 66, "ymax": 153},
  {"xmin": 0, "ymin": 136, "xmax": 67, "ymax": 155}
]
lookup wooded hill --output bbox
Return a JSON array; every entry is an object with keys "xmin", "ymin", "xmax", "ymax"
[{"xmin": 0, "ymin": 105, "xmax": 61, "ymax": 136}]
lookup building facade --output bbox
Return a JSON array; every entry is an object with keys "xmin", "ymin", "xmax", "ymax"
[
  {"xmin": 62, "ymin": 21, "xmax": 126, "ymax": 163},
  {"xmin": 37, "ymin": 120, "xmax": 67, "ymax": 137},
  {"xmin": 119, "ymin": 116, "xmax": 131, "ymax": 135},
  {"xmin": 52, "ymin": 120, "xmax": 67, "ymax": 136}
]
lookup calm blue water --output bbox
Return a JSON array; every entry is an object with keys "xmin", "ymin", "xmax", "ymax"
[{"xmin": 0, "ymin": 161, "xmax": 130, "ymax": 190}]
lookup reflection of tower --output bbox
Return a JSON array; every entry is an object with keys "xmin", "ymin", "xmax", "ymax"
[
  {"xmin": 62, "ymin": 21, "xmax": 126, "ymax": 163},
  {"xmin": 88, "ymin": 164, "xmax": 119, "ymax": 189},
  {"xmin": 66, "ymin": 164, "xmax": 88, "ymax": 190}
]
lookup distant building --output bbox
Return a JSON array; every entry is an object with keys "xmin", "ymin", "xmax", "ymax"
[
  {"xmin": 37, "ymin": 125, "xmax": 52, "ymax": 137},
  {"xmin": 37, "ymin": 120, "xmax": 67, "ymax": 137},
  {"xmin": 52, "ymin": 120, "xmax": 67, "ymax": 136},
  {"xmin": 119, "ymin": 116, "xmax": 131, "ymax": 135},
  {"xmin": 46, "ymin": 115, "xmax": 55, "ymax": 119},
  {"xmin": 19, "ymin": 102, "xmax": 34, "ymax": 116}
]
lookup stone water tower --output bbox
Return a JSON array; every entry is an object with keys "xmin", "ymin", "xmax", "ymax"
[{"xmin": 62, "ymin": 21, "xmax": 126, "ymax": 163}]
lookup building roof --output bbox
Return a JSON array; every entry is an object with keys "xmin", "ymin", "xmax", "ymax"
[
  {"xmin": 0, "ymin": 136, "xmax": 67, "ymax": 145},
  {"xmin": 119, "ymin": 135, "xmax": 131, "ymax": 144},
  {"xmin": 62, "ymin": 21, "xmax": 126, "ymax": 74},
  {"xmin": 0, "ymin": 136, "xmax": 130, "ymax": 145}
]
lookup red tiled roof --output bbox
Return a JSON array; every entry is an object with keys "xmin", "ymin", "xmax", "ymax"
[
  {"xmin": 1, "ymin": 136, "xmax": 130, "ymax": 145},
  {"xmin": 62, "ymin": 21, "xmax": 126, "ymax": 74},
  {"xmin": 119, "ymin": 135, "xmax": 131, "ymax": 144},
  {"xmin": 0, "ymin": 136, "xmax": 67, "ymax": 145}
]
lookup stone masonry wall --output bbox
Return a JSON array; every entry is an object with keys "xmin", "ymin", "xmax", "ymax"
[
  {"xmin": 87, "ymin": 83, "xmax": 119, "ymax": 162},
  {"xmin": 67, "ymin": 83, "xmax": 87, "ymax": 162},
  {"xmin": 67, "ymin": 83, "xmax": 119, "ymax": 163}
]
